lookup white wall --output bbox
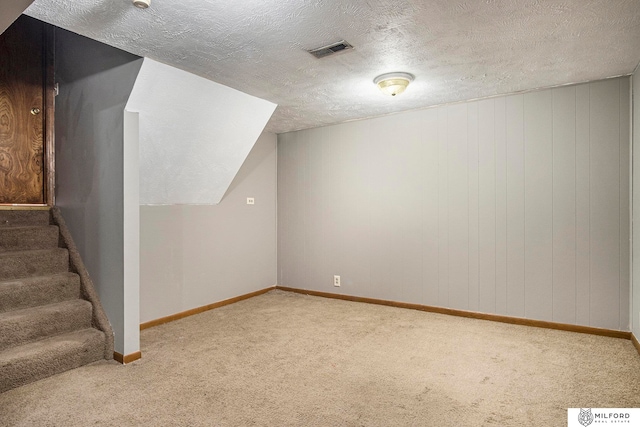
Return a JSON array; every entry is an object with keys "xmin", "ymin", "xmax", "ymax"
[
  {"xmin": 123, "ymin": 111, "xmax": 140, "ymax": 356},
  {"xmin": 632, "ymin": 66, "xmax": 640, "ymax": 338},
  {"xmin": 278, "ymin": 77, "xmax": 631, "ymax": 331},
  {"xmin": 126, "ymin": 59, "xmax": 276, "ymax": 205},
  {"xmin": 140, "ymin": 132, "xmax": 277, "ymax": 323}
]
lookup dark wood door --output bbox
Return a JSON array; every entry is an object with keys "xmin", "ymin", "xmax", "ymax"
[{"xmin": 0, "ymin": 16, "xmax": 45, "ymax": 204}]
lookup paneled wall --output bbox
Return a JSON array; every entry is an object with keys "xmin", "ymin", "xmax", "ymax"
[{"xmin": 278, "ymin": 77, "xmax": 631, "ymax": 331}]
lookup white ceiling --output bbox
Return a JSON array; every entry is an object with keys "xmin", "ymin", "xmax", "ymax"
[{"xmin": 26, "ymin": 0, "xmax": 640, "ymax": 134}]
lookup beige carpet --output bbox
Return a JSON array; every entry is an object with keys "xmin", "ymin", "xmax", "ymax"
[{"xmin": 1, "ymin": 290, "xmax": 639, "ymax": 426}]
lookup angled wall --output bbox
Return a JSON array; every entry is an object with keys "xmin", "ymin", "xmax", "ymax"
[{"xmin": 278, "ymin": 77, "xmax": 631, "ymax": 331}]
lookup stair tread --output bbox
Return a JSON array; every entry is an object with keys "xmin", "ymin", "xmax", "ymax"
[
  {"xmin": 0, "ymin": 210, "xmax": 50, "ymax": 228},
  {"xmin": 0, "ymin": 328, "xmax": 105, "ymax": 393},
  {"xmin": 0, "ymin": 272, "xmax": 81, "ymax": 314},
  {"xmin": 0, "ymin": 328, "xmax": 103, "ymax": 361},
  {"xmin": 0, "ymin": 225, "xmax": 56, "ymax": 230},
  {"xmin": 0, "ymin": 247, "xmax": 67, "ymax": 257},
  {"xmin": 0, "ymin": 271, "xmax": 78, "ymax": 286},
  {"xmin": 0, "ymin": 299, "xmax": 91, "ymax": 320},
  {"xmin": 0, "ymin": 248, "xmax": 69, "ymax": 281},
  {"xmin": 0, "ymin": 225, "xmax": 59, "ymax": 251},
  {"xmin": 0, "ymin": 299, "xmax": 93, "ymax": 351}
]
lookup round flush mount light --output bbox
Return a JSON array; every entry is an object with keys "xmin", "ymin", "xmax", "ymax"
[
  {"xmin": 374, "ymin": 72, "xmax": 415, "ymax": 97},
  {"xmin": 132, "ymin": 0, "xmax": 150, "ymax": 9}
]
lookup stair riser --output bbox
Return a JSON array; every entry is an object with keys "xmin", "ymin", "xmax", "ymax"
[
  {"xmin": 0, "ymin": 301, "xmax": 93, "ymax": 351},
  {"xmin": 0, "ymin": 329, "xmax": 105, "ymax": 393},
  {"xmin": 0, "ymin": 210, "xmax": 50, "ymax": 227},
  {"xmin": 0, "ymin": 273, "xmax": 81, "ymax": 314},
  {"xmin": 0, "ymin": 249, "xmax": 69, "ymax": 281},
  {"xmin": 0, "ymin": 208, "xmax": 107, "ymax": 393},
  {"xmin": 0, "ymin": 226, "xmax": 59, "ymax": 252}
]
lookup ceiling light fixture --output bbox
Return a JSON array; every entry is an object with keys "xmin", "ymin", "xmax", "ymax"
[
  {"xmin": 374, "ymin": 72, "xmax": 414, "ymax": 97},
  {"xmin": 132, "ymin": 0, "xmax": 151, "ymax": 9}
]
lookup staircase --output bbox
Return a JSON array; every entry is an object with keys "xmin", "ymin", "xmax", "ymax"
[{"xmin": 0, "ymin": 209, "xmax": 108, "ymax": 393}]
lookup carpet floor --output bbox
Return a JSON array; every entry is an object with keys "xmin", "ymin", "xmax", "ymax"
[{"xmin": 1, "ymin": 290, "xmax": 639, "ymax": 426}]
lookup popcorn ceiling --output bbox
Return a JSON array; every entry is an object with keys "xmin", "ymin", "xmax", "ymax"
[{"xmin": 26, "ymin": 0, "xmax": 640, "ymax": 134}]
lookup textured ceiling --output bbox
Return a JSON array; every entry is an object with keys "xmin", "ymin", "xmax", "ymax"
[{"xmin": 26, "ymin": 0, "xmax": 640, "ymax": 134}]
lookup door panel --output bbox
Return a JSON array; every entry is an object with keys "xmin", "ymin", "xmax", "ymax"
[{"xmin": 0, "ymin": 16, "xmax": 45, "ymax": 204}]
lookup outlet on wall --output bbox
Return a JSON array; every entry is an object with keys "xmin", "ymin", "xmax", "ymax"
[
  {"xmin": 246, "ymin": 197, "xmax": 255, "ymax": 205},
  {"xmin": 334, "ymin": 275, "xmax": 341, "ymax": 287}
]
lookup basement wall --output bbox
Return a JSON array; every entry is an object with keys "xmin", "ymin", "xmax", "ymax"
[
  {"xmin": 54, "ymin": 27, "xmax": 143, "ymax": 353},
  {"xmin": 278, "ymin": 77, "xmax": 631, "ymax": 331},
  {"xmin": 139, "ymin": 132, "xmax": 277, "ymax": 323},
  {"xmin": 0, "ymin": 2, "xmax": 34, "ymax": 35}
]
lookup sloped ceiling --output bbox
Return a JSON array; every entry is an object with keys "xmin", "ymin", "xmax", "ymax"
[
  {"xmin": 26, "ymin": 0, "xmax": 640, "ymax": 134},
  {"xmin": 126, "ymin": 59, "xmax": 276, "ymax": 205}
]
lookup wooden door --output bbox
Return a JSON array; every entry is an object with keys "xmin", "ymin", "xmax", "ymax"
[{"xmin": 0, "ymin": 16, "xmax": 46, "ymax": 204}]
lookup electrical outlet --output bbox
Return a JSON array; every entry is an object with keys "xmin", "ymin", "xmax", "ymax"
[
  {"xmin": 334, "ymin": 275, "xmax": 341, "ymax": 287},
  {"xmin": 246, "ymin": 197, "xmax": 255, "ymax": 205}
]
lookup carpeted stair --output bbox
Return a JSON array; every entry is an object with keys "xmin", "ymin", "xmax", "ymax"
[{"xmin": 0, "ymin": 209, "xmax": 106, "ymax": 393}]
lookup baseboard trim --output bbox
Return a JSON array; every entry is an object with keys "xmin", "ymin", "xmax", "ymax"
[
  {"xmin": 632, "ymin": 333, "xmax": 640, "ymax": 356},
  {"xmin": 140, "ymin": 286, "xmax": 276, "ymax": 331},
  {"xmin": 276, "ymin": 286, "xmax": 632, "ymax": 341},
  {"xmin": 114, "ymin": 351, "xmax": 142, "ymax": 364},
  {"xmin": 136, "ymin": 284, "xmax": 635, "ymax": 349}
]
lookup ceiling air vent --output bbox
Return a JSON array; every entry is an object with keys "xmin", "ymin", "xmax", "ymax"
[{"xmin": 307, "ymin": 40, "xmax": 353, "ymax": 59}]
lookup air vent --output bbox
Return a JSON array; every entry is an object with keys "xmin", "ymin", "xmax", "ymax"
[{"xmin": 307, "ymin": 40, "xmax": 354, "ymax": 59}]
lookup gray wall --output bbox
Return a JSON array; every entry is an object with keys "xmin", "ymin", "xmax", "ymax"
[
  {"xmin": 278, "ymin": 77, "xmax": 631, "ymax": 331},
  {"xmin": 55, "ymin": 28, "xmax": 142, "ymax": 353},
  {"xmin": 0, "ymin": 1, "xmax": 34, "ymax": 35},
  {"xmin": 140, "ymin": 132, "xmax": 277, "ymax": 323},
  {"xmin": 633, "ymin": 67, "xmax": 640, "ymax": 338}
]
